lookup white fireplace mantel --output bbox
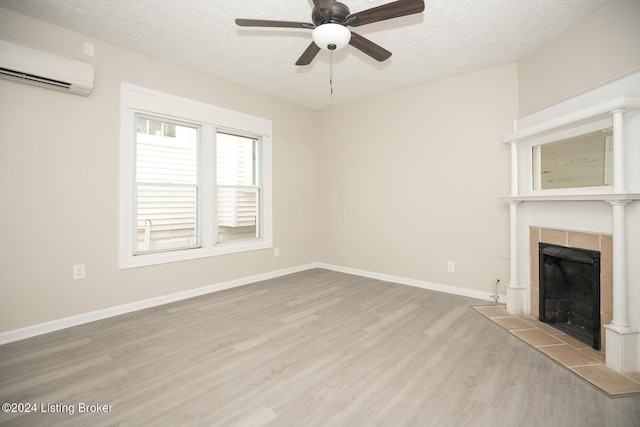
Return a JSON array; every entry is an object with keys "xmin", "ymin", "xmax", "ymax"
[
  {"xmin": 501, "ymin": 193, "xmax": 640, "ymax": 203},
  {"xmin": 501, "ymin": 70, "xmax": 640, "ymax": 373}
]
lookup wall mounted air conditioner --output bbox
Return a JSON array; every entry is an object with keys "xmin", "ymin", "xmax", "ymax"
[{"xmin": 0, "ymin": 38, "xmax": 94, "ymax": 96}]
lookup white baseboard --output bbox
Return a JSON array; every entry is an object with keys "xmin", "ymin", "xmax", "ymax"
[
  {"xmin": 317, "ymin": 263, "xmax": 507, "ymax": 305},
  {"xmin": 0, "ymin": 263, "xmax": 317, "ymax": 345},
  {"xmin": 0, "ymin": 262, "xmax": 505, "ymax": 345}
]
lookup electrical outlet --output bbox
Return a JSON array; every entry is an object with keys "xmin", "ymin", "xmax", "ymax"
[
  {"xmin": 274, "ymin": 247, "xmax": 280, "ymax": 257},
  {"xmin": 73, "ymin": 264, "xmax": 86, "ymax": 280},
  {"xmin": 447, "ymin": 260, "xmax": 456, "ymax": 273}
]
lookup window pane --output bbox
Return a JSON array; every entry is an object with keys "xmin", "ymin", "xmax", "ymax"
[
  {"xmin": 137, "ymin": 119, "xmax": 197, "ymax": 185},
  {"xmin": 136, "ymin": 185, "xmax": 198, "ymax": 252},
  {"xmin": 218, "ymin": 188, "xmax": 258, "ymax": 242},
  {"xmin": 216, "ymin": 133, "xmax": 257, "ymax": 186},
  {"xmin": 135, "ymin": 116, "xmax": 199, "ymax": 253},
  {"xmin": 216, "ymin": 131, "xmax": 260, "ymax": 244}
]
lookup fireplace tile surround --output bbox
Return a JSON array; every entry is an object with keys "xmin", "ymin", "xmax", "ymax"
[{"xmin": 530, "ymin": 227, "xmax": 613, "ymax": 352}]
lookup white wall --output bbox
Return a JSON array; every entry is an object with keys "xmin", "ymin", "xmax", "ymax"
[
  {"xmin": 0, "ymin": 10, "xmax": 319, "ymax": 333},
  {"xmin": 316, "ymin": 64, "xmax": 518, "ymax": 295}
]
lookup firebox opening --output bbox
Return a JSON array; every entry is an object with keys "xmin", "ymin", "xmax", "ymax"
[{"xmin": 539, "ymin": 243, "xmax": 601, "ymax": 350}]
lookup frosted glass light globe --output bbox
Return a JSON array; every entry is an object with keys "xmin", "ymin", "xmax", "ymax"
[{"xmin": 312, "ymin": 23, "xmax": 351, "ymax": 51}]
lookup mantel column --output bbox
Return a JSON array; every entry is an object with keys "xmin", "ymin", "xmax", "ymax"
[
  {"xmin": 506, "ymin": 200, "xmax": 525, "ymax": 314},
  {"xmin": 505, "ymin": 140, "xmax": 526, "ymax": 314},
  {"xmin": 604, "ymin": 198, "xmax": 638, "ymax": 372},
  {"xmin": 611, "ymin": 109, "xmax": 626, "ymax": 193},
  {"xmin": 510, "ymin": 141, "xmax": 519, "ymax": 197},
  {"xmin": 607, "ymin": 200, "xmax": 631, "ymax": 330},
  {"xmin": 603, "ymin": 107, "xmax": 639, "ymax": 372}
]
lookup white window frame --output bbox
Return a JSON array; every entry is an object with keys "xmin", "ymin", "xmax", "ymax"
[{"xmin": 120, "ymin": 84, "xmax": 272, "ymax": 269}]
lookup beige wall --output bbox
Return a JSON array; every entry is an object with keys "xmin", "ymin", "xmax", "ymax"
[
  {"xmin": 0, "ymin": 10, "xmax": 319, "ymax": 332},
  {"xmin": 316, "ymin": 64, "xmax": 518, "ymax": 294},
  {"xmin": 518, "ymin": 0, "xmax": 640, "ymax": 115}
]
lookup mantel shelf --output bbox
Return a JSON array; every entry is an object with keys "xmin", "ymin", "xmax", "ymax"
[
  {"xmin": 500, "ymin": 193, "xmax": 640, "ymax": 203},
  {"xmin": 504, "ymin": 94, "xmax": 640, "ymax": 143}
]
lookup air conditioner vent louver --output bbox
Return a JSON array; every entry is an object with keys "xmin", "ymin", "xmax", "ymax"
[
  {"xmin": 0, "ymin": 67, "xmax": 71, "ymax": 89},
  {"xmin": 0, "ymin": 38, "xmax": 94, "ymax": 96}
]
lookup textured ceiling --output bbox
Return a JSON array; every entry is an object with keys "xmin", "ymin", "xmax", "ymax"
[{"xmin": 0, "ymin": 0, "xmax": 607, "ymax": 109}]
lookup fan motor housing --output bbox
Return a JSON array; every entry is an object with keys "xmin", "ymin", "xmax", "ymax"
[{"xmin": 312, "ymin": 1, "xmax": 350, "ymax": 25}]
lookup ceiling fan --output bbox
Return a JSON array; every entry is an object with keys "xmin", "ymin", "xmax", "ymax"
[{"xmin": 235, "ymin": 0, "xmax": 425, "ymax": 66}]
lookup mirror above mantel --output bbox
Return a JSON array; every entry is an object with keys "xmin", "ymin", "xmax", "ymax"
[{"xmin": 532, "ymin": 128, "xmax": 613, "ymax": 191}]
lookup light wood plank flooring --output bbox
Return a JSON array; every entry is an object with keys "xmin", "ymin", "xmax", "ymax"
[{"xmin": 1, "ymin": 269, "xmax": 639, "ymax": 426}]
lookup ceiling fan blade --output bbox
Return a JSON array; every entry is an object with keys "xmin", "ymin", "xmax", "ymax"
[
  {"xmin": 349, "ymin": 32, "xmax": 392, "ymax": 62},
  {"xmin": 295, "ymin": 42, "xmax": 321, "ymax": 66},
  {"xmin": 345, "ymin": 0, "xmax": 425, "ymax": 27},
  {"xmin": 235, "ymin": 18, "xmax": 315, "ymax": 30},
  {"xmin": 313, "ymin": 0, "xmax": 335, "ymax": 19}
]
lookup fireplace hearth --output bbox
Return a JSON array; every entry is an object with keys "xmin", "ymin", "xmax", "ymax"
[{"xmin": 539, "ymin": 243, "xmax": 601, "ymax": 350}]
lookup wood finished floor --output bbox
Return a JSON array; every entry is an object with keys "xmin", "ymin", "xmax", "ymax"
[{"xmin": 1, "ymin": 269, "xmax": 639, "ymax": 426}]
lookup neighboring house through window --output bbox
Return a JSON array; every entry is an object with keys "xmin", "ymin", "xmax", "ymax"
[{"xmin": 120, "ymin": 84, "xmax": 272, "ymax": 268}]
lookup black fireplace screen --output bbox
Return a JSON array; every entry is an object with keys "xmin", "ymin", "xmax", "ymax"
[{"xmin": 539, "ymin": 243, "xmax": 601, "ymax": 350}]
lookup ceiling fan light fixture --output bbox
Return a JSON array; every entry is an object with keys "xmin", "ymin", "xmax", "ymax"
[{"xmin": 312, "ymin": 23, "xmax": 351, "ymax": 51}]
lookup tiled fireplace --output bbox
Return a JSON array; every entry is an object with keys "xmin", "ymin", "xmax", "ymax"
[
  {"xmin": 529, "ymin": 227, "xmax": 612, "ymax": 353},
  {"xmin": 501, "ymin": 70, "xmax": 640, "ymax": 373}
]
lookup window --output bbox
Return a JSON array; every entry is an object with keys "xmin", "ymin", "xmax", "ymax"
[
  {"xmin": 135, "ymin": 116, "xmax": 199, "ymax": 254},
  {"xmin": 217, "ymin": 132, "xmax": 260, "ymax": 243},
  {"xmin": 120, "ymin": 84, "xmax": 272, "ymax": 268}
]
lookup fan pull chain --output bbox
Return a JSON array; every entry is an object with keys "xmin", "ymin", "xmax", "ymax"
[{"xmin": 330, "ymin": 51, "xmax": 334, "ymax": 95}]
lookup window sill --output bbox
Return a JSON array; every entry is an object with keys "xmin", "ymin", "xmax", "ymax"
[{"xmin": 119, "ymin": 240, "xmax": 272, "ymax": 269}]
